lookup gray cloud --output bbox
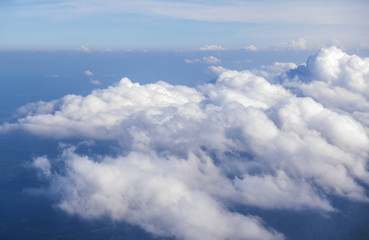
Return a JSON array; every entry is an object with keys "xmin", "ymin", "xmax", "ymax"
[{"xmin": 4, "ymin": 47, "xmax": 369, "ymax": 239}]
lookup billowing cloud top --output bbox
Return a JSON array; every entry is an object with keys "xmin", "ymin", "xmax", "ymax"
[{"xmin": 3, "ymin": 47, "xmax": 369, "ymax": 240}]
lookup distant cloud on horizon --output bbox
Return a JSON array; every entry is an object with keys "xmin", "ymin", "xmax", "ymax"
[
  {"xmin": 77, "ymin": 45, "xmax": 92, "ymax": 53},
  {"xmin": 185, "ymin": 56, "xmax": 222, "ymax": 64},
  {"xmin": 200, "ymin": 45, "xmax": 225, "ymax": 51},
  {"xmin": 244, "ymin": 45, "xmax": 258, "ymax": 51},
  {"xmin": 282, "ymin": 38, "xmax": 307, "ymax": 50}
]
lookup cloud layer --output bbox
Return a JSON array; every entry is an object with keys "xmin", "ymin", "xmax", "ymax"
[{"xmin": 4, "ymin": 47, "xmax": 369, "ymax": 239}]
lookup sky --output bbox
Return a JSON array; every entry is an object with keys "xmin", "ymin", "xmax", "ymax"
[
  {"xmin": 1, "ymin": 1, "xmax": 369, "ymax": 240},
  {"xmin": 1, "ymin": 0, "xmax": 369, "ymax": 51}
]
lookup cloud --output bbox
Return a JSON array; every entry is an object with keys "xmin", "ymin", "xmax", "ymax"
[
  {"xmin": 360, "ymin": 42, "xmax": 369, "ymax": 49},
  {"xmin": 185, "ymin": 56, "xmax": 221, "ymax": 64},
  {"xmin": 38, "ymin": 146, "xmax": 283, "ymax": 240},
  {"xmin": 252, "ymin": 62, "xmax": 298, "ymax": 82},
  {"xmin": 46, "ymin": 74, "xmax": 60, "ymax": 78},
  {"xmin": 77, "ymin": 44, "xmax": 92, "ymax": 53},
  {"xmin": 184, "ymin": 58, "xmax": 200, "ymax": 64},
  {"xmin": 4, "ymin": 47, "xmax": 369, "ymax": 239},
  {"xmin": 84, "ymin": 70, "xmax": 93, "ymax": 76},
  {"xmin": 103, "ymin": 48, "xmax": 113, "ymax": 53},
  {"xmin": 202, "ymin": 56, "xmax": 221, "ymax": 64},
  {"xmin": 90, "ymin": 79, "xmax": 102, "ymax": 85},
  {"xmin": 282, "ymin": 46, "xmax": 369, "ymax": 114},
  {"xmin": 206, "ymin": 66, "xmax": 227, "ymax": 75},
  {"xmin": 244, "ymin": 45, "xmax": 258, "ymax": 51},
  {"xmin": 32, "ymin": 156, "xmax": 51, "ymax": 177},
  {"xmin": 199, "ymin": 45, "xmax": 225, "ymax": 51},
  {"xmin": 282, "ymin": 38, "xmax": 307, "ymax": 50}
]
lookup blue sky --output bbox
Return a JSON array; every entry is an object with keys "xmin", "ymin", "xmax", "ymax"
[{"xmin": 1, "ymin": 0, "xmax": 369, "ymax": 51}]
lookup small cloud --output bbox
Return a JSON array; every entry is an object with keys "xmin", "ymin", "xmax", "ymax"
[
  {"xmin": 282, "ymin": 38, "xmax": 307, "ymax": 50},
  {"xmin": 46, "ymin": 74, "xmax": 60, "ymax": 78},
  {"xmin": 206, "ymin": 65, "xmax": 227, "ymax": 75},
  {"xmin": 77, "ymin": 44, "xmax": 92, "ymax": 53},
  {"xmin": 360, "ymin": 42, "xmax": 369, "ymax": 49},
  {"xmin": 200, "ymin": 45, "xmax": 225, "ymax": 51},
  {"xmin": 244, "ymin": 45, "xmax": 258, "ymax": 51},
  {"xmin": 185, "ymin": 56, "xmax": 221, "ymax": 64},
  {"xmin": 103, "ymin": 48, "xmax": 113, "ymax": 53},
  {"xmin": 203, "ymin": 56, "xmax": 221, "ymax": 64},
  {"xmin": 143, "ymin": 49, "xmax": 148, "ymax": 53},
  {"xmin": 90, "ymin": 79, "xmax": 102, "ymax": 85},
  {"xmin": 84, "ymin": 70, "xmax": 93, "ymax": 76},
  {"xmin": 185, "ymin": 58, "xmax": 200, "ymax": 64},
  {"xmin": 32, "ymin": 156, "xmax": 51, "ymax": 177},
  {"xmin": 290, "ymin": 38, "xmax": 307, "ymax": 50}
]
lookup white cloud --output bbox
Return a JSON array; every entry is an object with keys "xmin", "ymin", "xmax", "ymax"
[
  {"xmin": 244, "ymin": 45, "xmax": 258, "ymax": 51},
  {"xmin": 200, "ymin": 45, "xmax": 225, "ymax": 51},
  {"xmin": 206, "ymin": 66, "xmax": 227, "ymax": 75},
  {"xmin": 282, "ymin": 46, "xmax": 369, "ymax": 114},
  {"xmin": 184, "ymin": 58, "xmax": 200, "ymax": 64},
  {"xmin": 360, "ymin": 42, "xmax": 369, "ymax": 49},
  {"xmin": 46, "ymin": 74, "xmax": 60, "ymax": 78},
  {"xmin": 32, "ymin": 156, "xmax": 51, "ymax": 177},
  {"xmin": 202, "ymin": 56, "xmax": 221, "ymax": 64},
  {"xmin": 84, "ymin": 70, "xmax": 93, "ymax": 76},
  {"xmin": 43, "ymin": 147, "xmax": 283, "ymax": 240},
  {"xmin": 77, "ymin": 44, "xmax": 92, "ymax": 53},
  {"xmin": 250, "ymin": 62, "xmax": 298, "ymax": 82},
  {"xmin": 185, "ymin": 56, "xmax": 221, "ymax": 64},
  {"xmin": 283, "ymin": 38, "xmax": 307, "ymax": 50},
  {"xmin": 90, "ymin": 79, "xmax": 102, "ymax": 85},
  {"xmin": 4, "ymin": 47, "xmax": 369, "ymax": 240}
]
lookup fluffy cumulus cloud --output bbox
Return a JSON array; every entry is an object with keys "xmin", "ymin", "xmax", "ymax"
[
  {"xmin": 283, "ymin": 47, "xmax": 369, "ymax": 115},
  {"xmin": 2, "ymin": 47, "xmax": 369, "ymax": 240}
]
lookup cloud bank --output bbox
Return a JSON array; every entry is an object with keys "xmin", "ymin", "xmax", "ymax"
[{"xmin": 3, "ymin": 47, "xmax": 369, "ymax": 240}]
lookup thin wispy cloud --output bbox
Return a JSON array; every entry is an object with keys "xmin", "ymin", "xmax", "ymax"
[{"xmin": 185, "ymin": 56, "xmax": 221, "ymax": 64}]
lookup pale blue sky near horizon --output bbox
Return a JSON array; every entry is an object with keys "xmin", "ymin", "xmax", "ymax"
[{"xmin": 1, "ymin": 0, "xmax": 369, "ymax": 51}]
